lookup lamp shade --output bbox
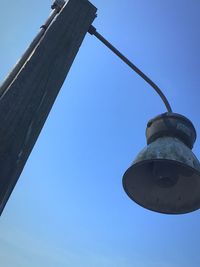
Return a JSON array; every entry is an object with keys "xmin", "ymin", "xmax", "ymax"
[{"xmin": 123, "ymin": 113, "xmax": 200, "ymax": 214}]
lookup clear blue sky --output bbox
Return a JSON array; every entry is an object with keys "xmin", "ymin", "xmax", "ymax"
[{"xmin": 1, "ymin": 0, "xmax": 200, "ymax": 266}]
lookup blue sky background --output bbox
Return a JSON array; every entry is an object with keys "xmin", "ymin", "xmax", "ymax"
[{"xmin": 1, "ymin": 0, "xmax": 200, "ymax": 266}]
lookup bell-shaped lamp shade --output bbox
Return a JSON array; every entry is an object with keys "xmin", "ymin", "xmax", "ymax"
[{"xmin": 123, "ymin": 113, "xmax": 200, "ymax": 214}]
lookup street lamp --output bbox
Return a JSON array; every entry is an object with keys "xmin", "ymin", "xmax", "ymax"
[
  {"xmin": 1, "ymin": 0, "xmax": 200, "ymax": 215},
  {"xmin": 88, "ymin": 26, "xmax": 200, "ymax": 214},
  {"xmin": 123, "ymin": 113, "xmax": 200, "ymax": 214}
]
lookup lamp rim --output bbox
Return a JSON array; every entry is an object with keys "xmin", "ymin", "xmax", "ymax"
[{"xmin": 123, "ymin": 158, "xmax": 200, "ymax": 215}]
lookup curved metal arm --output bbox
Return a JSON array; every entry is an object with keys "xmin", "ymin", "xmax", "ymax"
[{"xmin": 88, "ymin": 25, "xmax": 172, "ymax": 113}]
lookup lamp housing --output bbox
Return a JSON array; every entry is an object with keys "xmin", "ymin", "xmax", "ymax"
[{"xmin": 123, "ymin": 113, "xmax": 200, "ymax": 214}]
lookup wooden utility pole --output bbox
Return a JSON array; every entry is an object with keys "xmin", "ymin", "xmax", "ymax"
[{"xmin": 0, "ymin": 0, "xmax": 97, "ymax": 214}]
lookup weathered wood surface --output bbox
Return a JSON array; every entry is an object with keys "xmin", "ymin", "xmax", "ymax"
[{"xmin": 0, "ymin": 0, "xmax": 97, "ymax": 214}]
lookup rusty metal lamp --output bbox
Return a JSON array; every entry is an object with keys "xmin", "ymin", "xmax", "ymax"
[{"xmin": 123, "ymin": 113, "xmax": 200, "ymax": 214}]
